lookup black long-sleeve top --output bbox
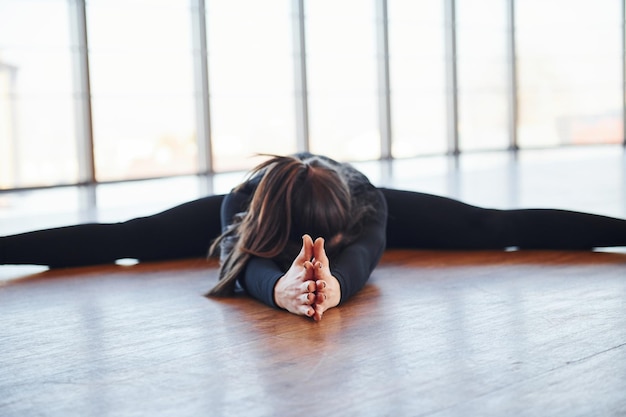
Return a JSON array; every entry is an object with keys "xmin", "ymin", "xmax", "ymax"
[{"xmin": 220, "ymin": 153, "xmax": 388, "ymax": 308}]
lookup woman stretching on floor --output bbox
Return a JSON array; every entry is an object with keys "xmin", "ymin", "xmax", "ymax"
[{"xmin": 2, "ymin": 153, "xmax": 626, "ymax": 321}]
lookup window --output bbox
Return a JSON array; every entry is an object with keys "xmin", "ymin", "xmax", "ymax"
[
  {"xmin": 0, "ymin": 0, "xmax": 624, "ymax": 191},
  {"xmin": 0, "ymin": 0, "xmax": 77, "ymax": 189},
  {"xmin": 206, "ymin": 0, "xmax": 297, "ymax": 172},
  {"xmin": 306, "ymin": 0, "xmax": 380, "ymax": 161},
  {"xmin": 516, "ymin": 0, "xmax": 623, "ymax": 147},
  {"xmin": 87, "ymin": 0, "xmax": 198, "ymax": 181},
  {"xmin": 456, "ymin": 0, "xmax": 510, "ymax": 151},
  {"xmin": 387, "ymin": 0, "xmax": 447, "ymax": 157}
]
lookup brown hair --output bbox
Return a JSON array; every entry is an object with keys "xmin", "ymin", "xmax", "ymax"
[{"xmin": 206, "ymin": 155, "xmax": 353, "ymax": 296}]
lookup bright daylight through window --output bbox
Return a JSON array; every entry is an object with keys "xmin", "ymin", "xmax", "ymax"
[{"xmin": 0, "ymin": 0, "xmax": 623, "ymax": 189}]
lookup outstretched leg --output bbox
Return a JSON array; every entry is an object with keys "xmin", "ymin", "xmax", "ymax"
[
  {"xmin": 0, "ymin": 195, "xmax": 225, "ymax": 267},
  {"xmin": 382, "ymin": 188, "xmax": 626, "ymax": 250}
]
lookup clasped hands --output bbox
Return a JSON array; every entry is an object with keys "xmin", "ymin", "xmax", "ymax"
[{"xmin": 273, "ymin": 234, "xmax": 341, "ymax": 321}]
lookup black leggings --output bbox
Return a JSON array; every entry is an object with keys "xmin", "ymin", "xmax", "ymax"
[{"xmin": 1, "ymin": 189, "xmax": 625, "ymax": 268}]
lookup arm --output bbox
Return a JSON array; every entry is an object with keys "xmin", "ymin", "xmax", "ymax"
[
  {"xmin": 242, "ymin": 190, "xmax": 387, "ymax": 316},
  {"xmin": 311, "ymin": 189, "xmax": 387, "ymax": 320},
  {"xmin": 220, "ymin": 179, "xmax": 318, "ymax": 314},
  {"xmin": 331, "ymin": 189, "xmax": 388, "ymax": 303},
  {"xmin": 240, "ymin": 236, "xmax": 318, "ymax": 318}
]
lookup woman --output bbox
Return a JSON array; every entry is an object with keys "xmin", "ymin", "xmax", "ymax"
[{"xmin": 2, "ymin": 152, "xmax": 626, "ymax": 321}]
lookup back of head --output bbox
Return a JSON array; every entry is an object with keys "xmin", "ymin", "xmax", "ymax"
[
  {"xmin": 242, "ymin": 154, "xmax": 352, "ymax": 258},
  {"xmin": 206, "ymin": 154, "xmax": 353, "ymax": 296}
]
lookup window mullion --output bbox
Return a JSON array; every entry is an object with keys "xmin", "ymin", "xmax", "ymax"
[
  {"xmin": 376, "ymin": 0, "xmax": 392, "ymax": 160},
  {"xmin": 191, "ymin": 0, "xmax": 213, "ymax": 174},
  {"xmin": 292, "ymin": 0, "xmax": 310, "ymax": 153},
  {"xmin": 68, "ymin": 0, "xmax": 95, "ymax": 184},
  {"xmin": 444, "ymin": 0, "xmax": 459, "ymax": 155}
]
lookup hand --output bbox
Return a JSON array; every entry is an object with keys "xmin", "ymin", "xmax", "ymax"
[
  {"xmin": 311, "ymin": 237, "xmax": 341, "ymax": 322},
  {"xmin": 274, "ymin": 235, "xmax": 317, "ymax": 317}
]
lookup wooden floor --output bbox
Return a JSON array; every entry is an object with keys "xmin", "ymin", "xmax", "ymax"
[{"xmin": 1, "ymin": 146, "xmax": 626, "ymax": 416}]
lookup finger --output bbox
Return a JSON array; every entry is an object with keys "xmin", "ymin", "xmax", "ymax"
[
  {"xmin": 301, "ymin": 280, "xmax": 316, "ymax": 293},
  {"xmin": 313, "ymin": 305, "xmax": 324, "ymax": 322},
  {"xmin": 294, "ymin": 235, "xmax": 314, "ymax": 265},
  {"xmin": 302, "ymin": 234, "xmax": 314, "ymax": 261},
  {"xmin": 315, "ymin": 292, "xmax": 326, "ymax": 304},
  {"xmin": 315, "ymin": 279, "xmax": 327, "ymax": 291},
  {"xmin": 313, "ymin": 237, "xmax": 329, "ymax": 265},
  {"xmin": 300, "ymin": 305, "xmax": 315, "ymax": 317},
  {"xmin": 303, "ymin": 261, "xmax": 314, "ymax": 280},
  {"xmin": 311, "ymin": 261, "xmax": 324, "ymax": 281},
  {"xmin": 299, "ymin": 293, "xmax": 315, "ymax": 305}
]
